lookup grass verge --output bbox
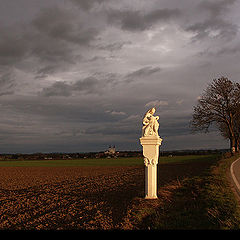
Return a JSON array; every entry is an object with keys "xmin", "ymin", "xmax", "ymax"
[{"xmin": 122, "ymin": 154, "xmax": 240, "ymax": 230}]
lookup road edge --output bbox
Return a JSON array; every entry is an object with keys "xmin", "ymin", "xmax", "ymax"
[{"xmin": 230, "ymin": 157, "xmax": 240, "ymax": 198}]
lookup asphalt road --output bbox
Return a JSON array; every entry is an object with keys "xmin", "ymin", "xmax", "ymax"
[{"xmin": 230, "ymin": 157, "xmax": 240, "ymax": 196}]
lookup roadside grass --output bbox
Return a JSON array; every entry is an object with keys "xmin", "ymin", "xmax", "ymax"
[
  {"xmin": 0, "ymin": 154, "xmax": 218, "ymax": 167},
  {"xmin": 127, "ymin": 154, "xmax": 240, "ymax": 230}
]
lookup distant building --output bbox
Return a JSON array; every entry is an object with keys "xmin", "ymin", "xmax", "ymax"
[{"xmin": 104, "ymin": 145, "xmax": 116, "ymax": 155}]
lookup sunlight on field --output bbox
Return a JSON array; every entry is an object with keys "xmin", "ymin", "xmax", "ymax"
[{"xmin": 0, "ymin": 154, "xmax": 219, "ymax": 167}]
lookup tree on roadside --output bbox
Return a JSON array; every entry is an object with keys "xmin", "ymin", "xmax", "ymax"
[
  {"xmin": 218, "ymin": 112, "xmax": 240, "ymax": 153},
  {"xmin": 190, "ymin": 77, "xmax": 240, "ymax": 154}
]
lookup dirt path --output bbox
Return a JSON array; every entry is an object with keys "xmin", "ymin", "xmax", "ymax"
[{"xmin": 0, "ymin": 161, "xmax": 214, "ymax": 230}]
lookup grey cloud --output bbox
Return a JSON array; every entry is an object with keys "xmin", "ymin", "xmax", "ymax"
[
  {"xmin": 0, "ymin": 95, "xmax": 108, "ymax": 124},
  {"xmin": 107, "ymin": 8, "xmax": 181, "ymax": 31},
  {"xmin": 73, "ymin": 77, "xmax": 102, "ymax": 93},
  {"xmin": 88, "ymin": 56, "xmax": 107, "ymax": 62},
  {"xmin": 40, "ymin": 66, "xmax": 162, "ymax": 98},
  {"xmin": 0, "ymin": 5, "xmax": 101, "ymax": 78},
  {"xmin": 40, "ymin": 75, "xmax": 117, "ymax": 97},
  {"xmin": 96, "ymin": 41, "xmax": 132, "ymax": 52},
  {"xmin": 40, "ymin": 82, "xmax": 72, "ymax": 97},
  {"xmin": 215, "ymin": 45, "xmax": 240, "ymax": 56},
  {"xmin": 185, "ymin": 0, "xmax": 238, "ymax": 41},
  {"xmin": 35, "ymin": 65, "xmax": 64, "ymax": 79},
  {"xmin": 199, "ymin": 0, "xmax": 237, "ymax": 16},
  {"xmin": 84, "ymin": 124, "xmax": 139, "ymax": 136},
  {"xmin": 160, "ymin": 115, "xmax": 192, "ymax": 138},
  {"xmin": 186, "ymin": 18, "xmax": 238, "ymax": 41},
  {"xmin": 32, "ymin": 7, "xmax": 98, "ymax": 46},
  {"xmin": 0, "ymin": 26, "xmax": 28, "ymax": 66},
  {"xmin": 0, "ymin": 9, "xmax": 79, "ymax": 76},
  {"xmin": 125, "ymin": 66, "xmax": 162, "ymax": 82},
  {"xmin": 145, "ymin": 8, "xmax": 181, "ymax": 24},
  {"xmin": 82, "ymin": 113, "xmax": 142, "ymax": 137},
  {"xmin": 30, "ymin": 34, "xmax": 75, "ymax": 63},
  {"xmin": 197, "ymin": 42, "xmax": 240, "ymax": 57},
  {"xmin": 70, "ymin": 0, "xmax": 107, "ymax": 10},
  {"xmin": 0, "ymin": 70, "xmax": 15, "ymax": 96},
  {"xmin": 105, "ymin": 110, "xmax": 126, "ymax": 116}
]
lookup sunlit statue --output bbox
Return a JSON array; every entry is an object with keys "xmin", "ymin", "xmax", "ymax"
[
  {"xmin": 140, "ymin": 107, "xmax": 162, "ymax": 199},
  {"xmin": 142, "ymin": 107, "xmax": 159, "ymax": 137}
]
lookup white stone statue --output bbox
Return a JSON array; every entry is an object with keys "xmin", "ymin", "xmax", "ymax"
[
  {"xmin": 140, "ymin": 107, "xmax": 162, "ymax": 199},
  {"xmin": 142, "ymin": 107, "xmax": 160, "ymax": 137}
]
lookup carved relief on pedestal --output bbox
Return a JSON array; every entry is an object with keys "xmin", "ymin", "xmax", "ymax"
[{"xmin": 144, "ymin": 157, "xmax": 157, "ymax": 166}]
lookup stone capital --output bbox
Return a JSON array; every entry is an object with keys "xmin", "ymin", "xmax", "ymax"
[
  {"xmin": 140, "ymin": 136, "xmax": 162, "ymax": 146},
  {"xmin": 140, "ymin": 136, "xmax": 162, "ymax": 167}
]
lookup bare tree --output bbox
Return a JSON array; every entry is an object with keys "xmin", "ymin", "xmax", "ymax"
[{"xmin": 190, "ymin": 77, "xmax": 240, "ymax": 154}]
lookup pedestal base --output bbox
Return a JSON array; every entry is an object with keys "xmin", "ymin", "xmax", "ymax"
[
  {"xmin": 140, "ymin": 136, "xmax": 162, "ymax": 200},
  {"xmin": 145, "ymin": 196, "xmax": 158, "ymax": 199},
  {"xmin": 145, "ymin": 164, "xmax": 158, "ymax": 199}
]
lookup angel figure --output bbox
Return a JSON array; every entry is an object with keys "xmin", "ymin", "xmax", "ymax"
[{"xmin": 142, "ymin": 107, "xmax": 160, "ymax": 137}]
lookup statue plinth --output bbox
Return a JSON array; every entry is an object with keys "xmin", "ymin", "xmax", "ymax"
[{"xmin": 140, "ymin": 136, "xmax": 162, "ymax": 199}]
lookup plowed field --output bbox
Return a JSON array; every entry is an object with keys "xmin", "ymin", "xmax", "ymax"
[{"xmin": 0, "ymin": 161, "xmax": 213, "ymax": 230}]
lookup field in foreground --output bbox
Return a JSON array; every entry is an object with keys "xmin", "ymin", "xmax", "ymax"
[{"xmin": 0, "ymin": 154, "xmax": 239, "ymax": 230}]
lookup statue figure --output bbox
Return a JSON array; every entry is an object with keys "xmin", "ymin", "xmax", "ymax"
[{"xmin": 142, "ymin": 107, "xmax": 160, "ymax": 137}]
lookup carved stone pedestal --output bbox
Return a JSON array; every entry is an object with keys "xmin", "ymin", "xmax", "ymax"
[{"xmin": 140, "ymin": 136, "xmax": 162, "ymax": 199}]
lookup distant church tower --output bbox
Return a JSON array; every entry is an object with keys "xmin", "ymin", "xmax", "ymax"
[
  {"xmin": 108, "ymin": 145, "xmax": 116, "ymax": 154},
  {"xmin": 104, "ymin": 145, "xmax": 116, "ymax": 155}
]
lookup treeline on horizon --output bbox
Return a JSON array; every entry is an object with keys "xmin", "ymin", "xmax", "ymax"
[{"xmin": 0, "ymin": 149, "xmax": 227, "ymax": 160}]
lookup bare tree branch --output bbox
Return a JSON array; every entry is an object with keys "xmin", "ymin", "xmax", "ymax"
[{"xmin": 190, "ymin": 77, "xmax": 240, "ymax": 154}]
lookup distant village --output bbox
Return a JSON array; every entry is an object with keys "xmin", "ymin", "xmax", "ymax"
[{"xmin": 0, "ymin": 145, "xmax": 226, "ymax": 160}]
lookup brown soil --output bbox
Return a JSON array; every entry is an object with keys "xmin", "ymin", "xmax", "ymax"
[{"xmin": 0, "ymin": 161, "xmax": 213, "ymax": 230}]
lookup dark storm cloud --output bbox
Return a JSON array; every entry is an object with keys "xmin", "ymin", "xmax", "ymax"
[
  {"xmin": 107, "ymin": 8, "xmax": 181, "ymax": 31},
  {"xmin": 0, "ymin": 95, "xmax": 109, "ymax": 124},
  {"xmin": 0, "ymin": 9, "xmax": 77, "ymax": 79},
  {"xmin": 31, "ymin": 34, "xmax": 75, "ymax": 63},
  {"xmin": 32, "ymin": 7, "xmax": 99, "ymax": 46},
  {"xmin": 28, "ymin": 6, "xmax": 99, "ymax": 71},
  {"xmin": 0, "ymin": 26, "xmax": 28, "ymax": 66},
  {"xmin": 0, "ymin": 0, "xmax": 239, "ymax": 153},
  {"xmin": 0, "ymin": 4, "xmax": 100, "ymax": 76}
]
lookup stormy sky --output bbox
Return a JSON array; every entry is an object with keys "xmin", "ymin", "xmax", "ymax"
[{"xmin": 0, "ymin": 0, "xmax": 239, "ymax": 153}]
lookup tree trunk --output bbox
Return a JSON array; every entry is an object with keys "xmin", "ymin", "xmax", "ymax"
[
  {"xmin": 228, "ymin": 113, "xmax": 236, "ymax": 155},
  {"xmin": 230, "ymin": 137, "xmax": 236, "ymax": 155},
  {"xmin": 235, "ymin": 138, "xmax": 240, "ymax": 153}
]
